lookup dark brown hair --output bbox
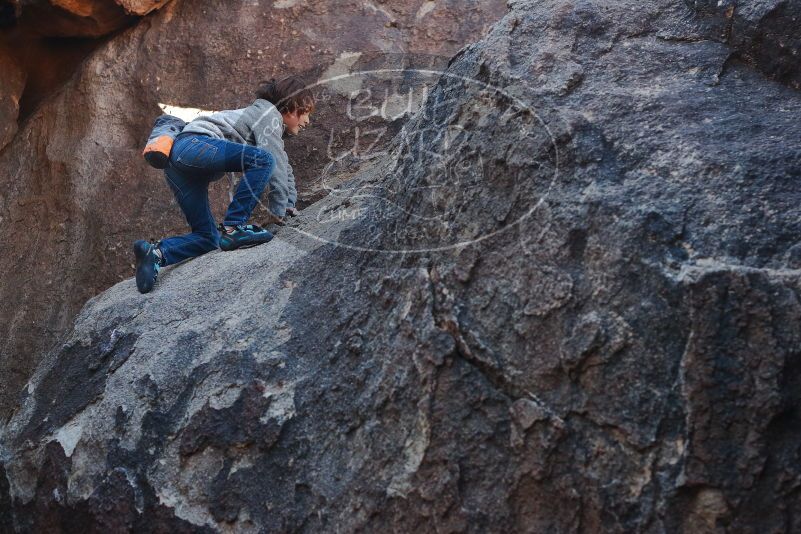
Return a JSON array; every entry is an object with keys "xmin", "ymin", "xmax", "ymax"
[{"xmin": 255, "ymin": 75, "xmax": 315, "ymax": 115}]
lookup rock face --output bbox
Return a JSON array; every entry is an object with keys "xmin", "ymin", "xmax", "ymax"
[
  {"xmin": 690, "ymin": 0, "xmax": 801, "ymax": 89},
  {"xmin": 0, "ymin": 0, "xmax": 171, "ymax": 146},
  {"xmin": 0, "ymin": 0, "xmax": 507, "ymax": 422},
  {"xmin": 0, "ymin": 40, "xmax": 25, "ymax": 150},
  {"xmin": 2, "ymin": 0, "xmax": 800, "ymax": 531},
  {"xmin": 15, "ymin": 0, "xmax": 169, "ymax": 37}
]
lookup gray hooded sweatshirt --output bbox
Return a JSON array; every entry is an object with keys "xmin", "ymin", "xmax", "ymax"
[{"xmin": 178, "ymin": 98, "xmax": 297, "ymax": 217}]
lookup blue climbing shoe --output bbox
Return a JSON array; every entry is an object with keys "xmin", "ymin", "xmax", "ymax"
[
  {"xmin": 218, "ymin": 223, "xmax": 274, "ymax": 251},
  {"xmin": 134, "ymin": 239, "xmax": 162, "ymax": 294}
]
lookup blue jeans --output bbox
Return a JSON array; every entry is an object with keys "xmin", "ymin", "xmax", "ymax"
[{"xmin": 158, "ymin": 133, "xmax": 275, "ymax": 266}]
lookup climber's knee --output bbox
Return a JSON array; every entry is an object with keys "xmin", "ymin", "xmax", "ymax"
[{"xmin": 245, "ymin": 147, "xmax": 273, "ymax": 170}]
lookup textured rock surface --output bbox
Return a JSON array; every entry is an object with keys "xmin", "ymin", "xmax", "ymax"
[
  {"xmin": 689, "ymin": 0, "xmax": 801, "ymax": 89},
  {"xmin": 17, "ymin": 0, "xmax": 138, "ymax": 37},
  {"xmin": 0, "ymin": 39, "xmax": 25, "ymax": 151},
  {"xmin": 116, "ymin": 0, "xmax": 171, "ymax": 16},
  {"xmin": 0, "ymin": 0, "xmax": 506, "ymax": 422},
  {"xmin": 2, "ymin": 0, "xmax": 800, "ymax": 531},
  {"xmin": 15, "ymin": 0, "xmax": 172, "ymax": 37},
  {"xmin": 0, "ymin": 0, "xmax": 168, "ymax": 134},
  {"xmin": 0, "ymin": 25, "xmax": 108, "ymax": 145}
]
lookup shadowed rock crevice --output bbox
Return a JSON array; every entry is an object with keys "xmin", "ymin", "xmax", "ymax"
[{"xmin": 0, "ymin": 0, "xmax": 174, "ymax": 154}]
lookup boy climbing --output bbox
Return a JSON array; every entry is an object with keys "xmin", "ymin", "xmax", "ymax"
[{"xmin": 134, "ymin": 76, "xmax": 315, "ymax": 294}]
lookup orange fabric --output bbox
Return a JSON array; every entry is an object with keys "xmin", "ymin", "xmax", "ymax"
[{"xmin": 142, "ymin": 135, "xmax": 173, "ymax": 156}]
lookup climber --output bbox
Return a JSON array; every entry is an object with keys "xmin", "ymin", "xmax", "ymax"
[{"xmin": 133, "ymin": 75, "xmax": 315, "ymax": 294}]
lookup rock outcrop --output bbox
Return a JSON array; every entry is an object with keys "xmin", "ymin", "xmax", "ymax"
[
  {"xmin": 0, "ymin": 0, "xmax": 507, "ymax": 422},
  {"xmin": 2, "ymin": 0, "xmax": 800, "ymax": 531}
]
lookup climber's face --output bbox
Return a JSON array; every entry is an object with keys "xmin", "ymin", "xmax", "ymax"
[{"xmin": 282, "ymin": 109, "xmax": 311, "ymax": 136}]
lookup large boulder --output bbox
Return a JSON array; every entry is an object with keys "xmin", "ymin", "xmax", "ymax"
[
  {"xmin": 0, "ymin": 0, "xmax": 507, "ymax": 422},
  {"xmin": 2, "ymin": 0, "xmax": 800, "ymax": 531}
]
